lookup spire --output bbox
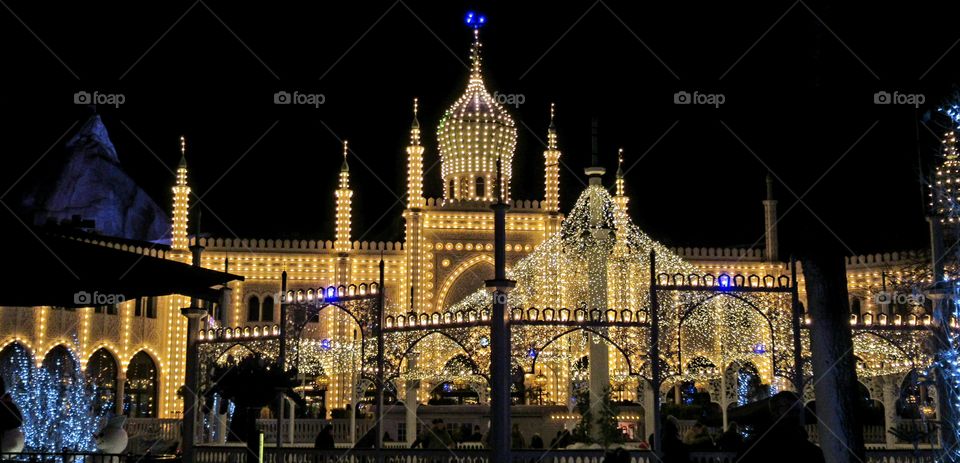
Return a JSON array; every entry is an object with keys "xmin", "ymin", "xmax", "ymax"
[
  {"xmin": 614, "ymin": 148, "xmax": 629, "ymax": 213},
  {"xmin": 171, "ymin": 135, "xmax": 191, "ymax": 252},
  {"xmin": 584, "ymin": 117, "xmax": 606, "ymax": 184},
  {"xmin": 544, "ymin": 103, "xmax": 561, "ymax": 213},
  {"xmin": 407, "ymin": 98, "xmax": 425, "ymax": 208},
  {"xmin": 179, "ymin": 135, "xmax": 187, "ymax": 168},
  {"xmin": 547, "ymin": 102, "xmax": 558, "ymax": 150},
  {"xmin": 410, "ymin": 98, "xmax": 421, "ymax": 146},
  {"xmin": 335, "ymin": 140, "xmax": 353, "ymax": 252}
]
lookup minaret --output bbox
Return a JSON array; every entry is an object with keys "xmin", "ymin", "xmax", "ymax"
[
  {"xmin": 404, "ymin": 99, "xmax": 426, "ymax": 313},
  {"xmin": 763, "ymin": 173, "xmax": 779, "ymax": 262},
  {"xmin": 614, "ymin": 148, "xmax": 629, "ymax": 213},
  {"xmin": 171, "ymin": 136, "xmax": 190, "ymax": 252},
  {"xmin": 407, "ymin": 98, "xmax": 425, "ymax": 209},
  {"xmin": 335, "ymin": 141, "xmax": 353, "ymax": 253},
  {"xmin": 544, "ymin": 103, "xmax": 561, "ymax": 212}
]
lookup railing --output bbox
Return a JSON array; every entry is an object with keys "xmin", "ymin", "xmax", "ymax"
[
  {"xmin": 256, "ymin": 419, "xmax": 372, "ymax": 444},
  {"xmin": 193, "ymin": 447, "xmax": 938, "ymax": 463},
  {"xmin": 806, "ymin": 424, "xmax": 888, "ymax": 444},
  {"xmin": 0, "ymin": 453, "xmax": 136, "ymax": 463},
  {"xmin": 125, "ymin": 418, "xmax": 182, "ymax": 442}
]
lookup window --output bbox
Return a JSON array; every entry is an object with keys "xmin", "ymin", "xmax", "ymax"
[
  {"xmin": 248, "ymin": 296, "xmax": 261, "ymax": 322},
  {"xmin": 397, "ymin": 422, "xmax": 406, "ymax": 443},
  {"xmin": 475, "ymin": 176, "xmax": 485, "ymax": 197},
  {"xmin": 850, "ymin": 298, "xmax": 861, "ymax": 317},
  {"xmin": 261, "ymin": 296, "xmax": 275, "ymax": 322},
  {"xmin": 449, "ymin": 178, "xmax": 456, "ymax": 199},
  {"xmin": 125, "ymin": 351, "xmax": 158, "ymax": 418},
  {"xmin": 135, "ymin": 298, "xmax": 142, "ymax": 316}
]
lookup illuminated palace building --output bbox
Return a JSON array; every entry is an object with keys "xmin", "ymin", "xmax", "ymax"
[{"xmin": 1, "ymin": 22, "xmax": 949, "ymax": 446}]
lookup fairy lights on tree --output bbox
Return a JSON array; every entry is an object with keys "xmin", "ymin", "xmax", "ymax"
[{"xmin": 0, "ymin": 344, "xmax": 106, "ymax": 455}]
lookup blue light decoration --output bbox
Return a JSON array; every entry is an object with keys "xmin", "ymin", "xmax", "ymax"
[
  {"xmin": 718, "ymin": 274, "xmax": 732, "ymax": 291},
  {"xmin": 479, "ymin": 336, "xmax": 490, "ymax": 348},
  {"xmin": 737, "ymin": 371, "xmax": 750, "ymax": 406},
  {"xmin": 320, "ymin": 338, "xmax": 332, "ymax": 351},
  {"xmin": 0, "ymin": 344, "xmax": 106, "ymax": 456},
  {"xmin": 527, "ymin": 348, "xmax": 538, "ymax": 359},
  {"xmin": 752, "ymin": 343, "xmax": 767, "ymax": 355},
  {"xmin": 464, "ymin": 11, "xmax": 487, "ymax": 29},
  {"xmin": 442, "ymin": 382, "xmax": 454, "ymax": 393},
  {"xmin": 942, "ymin": 103, "xmax": 960, "ymax": 128}
]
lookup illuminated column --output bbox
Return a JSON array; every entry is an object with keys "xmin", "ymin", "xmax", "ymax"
[
  {"xmin": 335, "ymin": 141, "xmax": 353, "ymax": 254},
  {"xmin": 882, "ymin": 376, "xmax": 898, "ymax": 449},
  {"xmin": 171, "ymin": 136, "xmax": 190, "ymax": 252},
  {"xmin": 642, "ymin": 379, "xmax": 655, "ymax": 441},
  {"xmin": 404, "ymin": 353, "xmax": 420, "ymax": 445},
  {"xmin": 763, "ymin": 174, "xmax": 779, "ymax": 262},
  {"xmin": 544, "ymin": 103, "xmax": 561, "ymax": 213},
  {"xmin": 614, "ymin": 149, "xmax": 629, "ymax": 213},
  {"xmin": 584, "ymin": 120, "xmax": 611, "ymax": 437}
]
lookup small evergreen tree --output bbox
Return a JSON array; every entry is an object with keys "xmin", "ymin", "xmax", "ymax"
[
  {"xmin": 595, "ymin": 386, "xmax": 624, "ymax": 448},
  {"xmin": 572, "ymin": 387, "xmax": 592, "ymax": 443}
]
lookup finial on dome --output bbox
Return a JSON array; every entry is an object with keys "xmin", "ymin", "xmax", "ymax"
[
  {"xmin": 341, "ymin": 140, "xmax": 349, "ymax": 172},
  {"xmin": 465, "ymin": 11, "xmax": 486, "ymax": 78}
]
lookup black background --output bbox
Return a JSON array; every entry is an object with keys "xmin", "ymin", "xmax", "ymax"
[{"xmin": 3, "ymin": 1, "xmax": 960, "ymax": 257}]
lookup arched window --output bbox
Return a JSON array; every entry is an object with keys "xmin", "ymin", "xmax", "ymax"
[
  {"xmin": 125, "ymin": 351, "xmax": 158, "ymax": 418},
  {"xmin": 0, "ymin": 342, "xmax": 31, "ymax": 378},
  {"xmin": 42, "ymin": 345, "xmax": 78, "ymax": 378},
  {"xmin": 248, "ymin": 295, "xmax": 261, "ymax": 322},
  {"xmin": 475, "ymin": 176, "xmax": 485, "ymax": 198},
  {"xmin": 851, "ymin": 298, "xmax": 862, "ymax": 317},
  {"xmin": 449, "ymin": 178, "xmax": 456, "ymax": 199},
  {"xmin": 87, "ymin": 348, "xmax": 118, "ymax": 414},
  {"xmin": 261, "ymin": 295, "xmax": 275, "ymax": 322}
]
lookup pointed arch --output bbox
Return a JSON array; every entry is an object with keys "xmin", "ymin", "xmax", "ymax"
[
  {"xmin": 125, "ymin": 350, "xmax": 159, "ymax": 418},
  {"xmin": 530, "ymin": 327, "xmax": 638, "ymax": 376},
  {"xmin": 436, "ymin": 255, "xmax": 495, "ymax": 311}
]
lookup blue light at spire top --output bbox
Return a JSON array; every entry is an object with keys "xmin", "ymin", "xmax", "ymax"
[{"xmin": 465, "ymin": 11, "xmax": 487, "ymax": 29}]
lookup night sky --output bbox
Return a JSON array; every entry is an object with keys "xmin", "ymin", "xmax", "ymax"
[{"xmin": 4, "ymin": 1, "xmax": 960, "ymax": 257}]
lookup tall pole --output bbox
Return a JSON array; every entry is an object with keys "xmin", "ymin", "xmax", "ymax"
[
  {"xmin": 277, "ymin": 270, "xmax": 288, "ymax": 448},
  {"xmin": 790, "ymin": 257, "xmax": 804, "ymax": 394},
  {"xmin": 181, "ymin": 230, "xmax": 206, "ymax": 462},
  {"xmin": 648, "ymin": 251, "xmax": 662, "ymax": 455},
  {"xmin": 375, "ymin": 258, "xmax": 386, "ymax": 458},
  {"xmin": 486, "ymin": 158, "xmax": 515, "ymax": 463}
]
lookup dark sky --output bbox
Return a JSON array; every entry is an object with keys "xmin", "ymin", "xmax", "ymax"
[{"xmin": 3, "ymin": 1, "xmax": 960, "ymax": 257}]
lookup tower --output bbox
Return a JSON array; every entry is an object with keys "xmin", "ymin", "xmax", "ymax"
[
  {"xmin": 932, "ymin": 130, "xmax": 960, "ymax": 225},
  {"xmin": 171, "ymin": 136, "xmax": 190, "ymax": 252},
  {"xmin": 544, "ymin": 103, "xmax": 561, "ymax": 213},
  {"xmin": 614, "ymin": 148, "xmax": 629, "ymax": 213},
  {"xmin": 763, "ymin": 173, "xmax": 779, "ymax": 261},
  {"xmin": 404, "ymin": 99, "xmax": 426, "ymax": 312},
  {"xmin": 437, "ymin": 20, "xmax": 517, "ymax": 202},
  {"xmin": 335, "ymin": 140, "xmax": 353, "ymax": 254}
]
